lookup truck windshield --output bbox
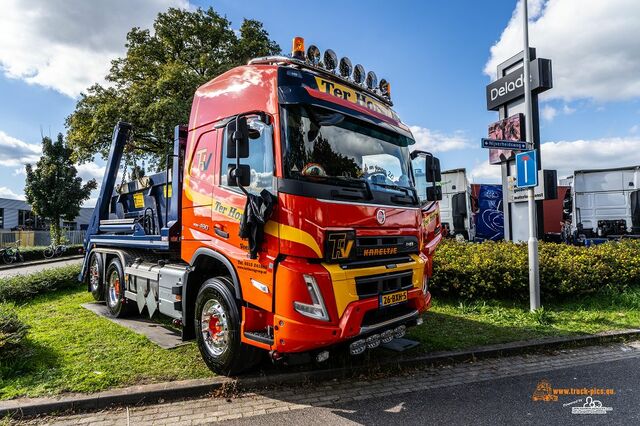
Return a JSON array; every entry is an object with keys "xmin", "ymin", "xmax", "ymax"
[{"xmin": 281, "ymin": 105, "xmax": 415, "ymax": 197}]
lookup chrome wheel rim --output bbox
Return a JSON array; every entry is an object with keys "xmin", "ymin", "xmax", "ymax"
[
  {"xmin": 89, "ymin": 257, "xmax": 100, "ymax": 292},
  {"xmin": 107, "ymin": 269, "xmax": 120, "ymax": 308},
  {"xmin": 200, "ymin": 299, "xmax": 229, "ymax": 357}
]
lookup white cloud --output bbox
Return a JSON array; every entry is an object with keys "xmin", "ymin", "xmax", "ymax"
[
  {"xmin": 0, "ymin": 0, "xmax": 188, "ymax": 98},
  {"xmin": 76, "ymin": 163, "xmax": 106, "ymax": 182},
  {"xmin": 630, "ymin": 125, "xmax": 639, "ymax": 134},
  {"xmin": 485, "ymin": 0, "xmax": 640, "ymax": 102},
  {"xmin": 562, "ymin": 104, "xmax": 576, "ymax": 115},
  {"xmin": 409, "ymin": 126, "xmax": 470, "ymax": 153},
  {"xmin": 541, "ymin": 105, "xmax": 557, "ymax": 121},
  {"xmin": 541, "ymin": 137, "xmax": 640, "ymax": 178},
  {"xmin": 0, "ymin": 130, "xmax": 41, "ymax": 167},
  {"xmin": 470, "ymin": 162, "xmax": 501, "ymax": 183},
  {"xmin": 470, "ymin": 136, "xmax": 640, "ymax": 183},
  {"xmin": 0, "ymin": 186, "xmax": 25, "ymax": 200}
]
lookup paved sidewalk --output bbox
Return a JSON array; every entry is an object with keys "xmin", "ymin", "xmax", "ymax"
[
  {"xmin": 0, "ymin": 257, "xmax": 82, "ymax": 278},
  {"xmin": 19, "ymin": 340, "xmax": 640, "ymax": 425}
]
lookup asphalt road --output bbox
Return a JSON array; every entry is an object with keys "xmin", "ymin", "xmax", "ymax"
[
  {"xmin": 229, "ymin": 356, "xmax": 639, "ymax": 426},
  {"xmin": 22, "ymin": 340, "xmax": 640, "ymax": 425},
  {"xmin": 0, "ymin": 257, "xmax": 82, "ymax": 278}
]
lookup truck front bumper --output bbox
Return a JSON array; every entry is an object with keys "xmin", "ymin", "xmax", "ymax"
[{"xmin": 271, "ymin": 288, "xmax": 431, "ymax": 353}]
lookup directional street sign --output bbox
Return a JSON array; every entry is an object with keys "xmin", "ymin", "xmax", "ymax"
[
  {"xmin": 481, "ymin": 138, "xmax": 530, "ymax": 150},
  {"xmin": 515, "ymin": 150, "xmax": 538, "ymax": 188}
]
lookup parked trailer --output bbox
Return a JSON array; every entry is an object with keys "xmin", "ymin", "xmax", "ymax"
[
  {"xmin": 80, "ymin": 37, "xmax": 444, "ymax": 375},
  {"xmin": 439, "ymin": 169, "xmax": 475, "ymax": 241},
  {"xmin": 563, "ymin": 166, "xmax": 640, "ymax": 243}
]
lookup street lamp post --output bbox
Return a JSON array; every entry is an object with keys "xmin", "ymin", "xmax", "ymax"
[{"xmin": 522, "ymin": 0, "xmax": 541, "ymax": 311}]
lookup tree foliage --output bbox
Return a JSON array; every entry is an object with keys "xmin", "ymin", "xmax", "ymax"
[
  {"xmin": 66, "ymin": 7, "xmax": 280, "ymax": 165},
  {"xmin": 24, "ymin": 134, "xmax": 97, "ymax": 245}
]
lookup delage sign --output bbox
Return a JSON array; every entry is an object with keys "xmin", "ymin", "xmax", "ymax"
[{"xmin": 486, "ymin": 58, "xmax": 553, "ymax": 111}]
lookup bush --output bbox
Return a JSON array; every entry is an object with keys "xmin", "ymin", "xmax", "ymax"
[
  {"xmin": 0, "ymin": 304, "xmax": 29, "ymax": 358},
  {"xmin": 18, "ymin": 244, "xmax": 83, "ymax": 262},
  {"xmin": 0, "ymin": 264, "xmax": 82, "ymax": 302},
  {"xmin": 431, "ymin": 240, "xmax": 640, "ymax": 300}
]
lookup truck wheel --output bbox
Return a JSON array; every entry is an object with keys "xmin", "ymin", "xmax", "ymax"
[
  {"xmin": 194, "ymin": 278, "xmax": 261, "ymax": 375},
  {"xmin": 105, "ymin": 258, "xmax": 134, "ymax": 317},
  {"xmin": 89, "ymin": 253, "xmax": 104, "ymax": 301}
]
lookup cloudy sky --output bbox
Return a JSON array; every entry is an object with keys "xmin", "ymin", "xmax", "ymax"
[{"xmin": 0, "ymin": 0, "xmax": 639, "ymax": 204}]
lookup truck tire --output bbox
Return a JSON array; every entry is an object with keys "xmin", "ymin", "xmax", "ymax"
[
  {"xmin": 105, "ymin": 258, "xmax": 134, "ymax": 318},
  {"xmin": 194, "ymin": 277, "xmax": 261, "ymax": 375},
  {"xmin": 89, "ymin": 253, "xmax": 104, "ymax": 301}
]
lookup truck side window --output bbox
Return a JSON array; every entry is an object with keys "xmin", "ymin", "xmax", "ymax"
[{"xmin": 221, "ymin": 118, "xmax": 274, "ymax": 194}]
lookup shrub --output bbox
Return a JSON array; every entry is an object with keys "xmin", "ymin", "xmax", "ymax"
[
  {"xmin": 431, "ymin": 240, "xmax": 640, "ymax": 300},
  {"xmin": 18, "ymin": 244, "xmax": 83, "ymax": 262},
  {"xmin": 0, "ymin": 264, "xmax": 82, "ymax": 302},
  {"xmin": 0, "ymin": 304, "xmax": 29, "ymax": 358}
]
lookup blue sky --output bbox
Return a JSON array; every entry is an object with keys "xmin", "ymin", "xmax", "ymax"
[{"xmin": 1, "ymin": 0, "xmax": 639, "ymax": 204}]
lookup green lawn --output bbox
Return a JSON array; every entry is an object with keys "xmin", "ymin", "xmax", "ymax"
[
  {"xmin": 2, "ymin": 285, "xmax": 639, "ymax": 400},
  {"xmin": 411, "ymin": 290, "xmax": 640, "ymax": 352},
  {"xmin": 0, "ymin": 288, "xmax": 212, "ymax": 400}
]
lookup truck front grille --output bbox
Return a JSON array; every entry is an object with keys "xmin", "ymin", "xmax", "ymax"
[{"xmin": 355, "ymin": 270, "xmax": 413, "ymax": 298}]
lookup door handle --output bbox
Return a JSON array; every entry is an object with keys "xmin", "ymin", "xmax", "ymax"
[{"xmin": 214, "ymin": 227, "xmax": 229, "ymax": 239}]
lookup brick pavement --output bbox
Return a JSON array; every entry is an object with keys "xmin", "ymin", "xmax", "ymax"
[{"xmin": 18, "ymin": 341, "xmax": 640, "ymax": 425}]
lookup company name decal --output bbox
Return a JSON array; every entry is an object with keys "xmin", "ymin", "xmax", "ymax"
[
  {"xmin": 363, "ymin": 247, "xmax": 398, "ymax": 257},
  {"xmin": 490, "ymin": 73, "xmax": 524, "ymax": 101},
  {"xmin": 314, "ymin": 77, "xmax": 395, "ymax": 119}
]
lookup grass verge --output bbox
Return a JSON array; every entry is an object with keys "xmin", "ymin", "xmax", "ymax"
[
  {"xmin": 1, "ymin": 279, "xmax": 639, "ymax": 400},
  {"xmin": 410, "ymin": 288, "xmax": 640, "ymax": 351}
]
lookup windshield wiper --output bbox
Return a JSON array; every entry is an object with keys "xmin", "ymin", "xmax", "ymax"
[
  {"xmin": 371, "ymin": 182, "xmax": 418, "ymax": 204},
  {"xmin": 309, "ymin": 175, "xmax": 373, "ymax": 200}
]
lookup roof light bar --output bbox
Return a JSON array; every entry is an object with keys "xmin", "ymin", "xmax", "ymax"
[{"xmin": 263, "ymin": 36, "xmax": 393, "ymax": 103}]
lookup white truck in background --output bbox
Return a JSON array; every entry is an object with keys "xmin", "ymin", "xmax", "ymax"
[
  {"xmin": 440, "ymin": 169, "xmax": 475, "ymax": 241},
  {"xmin": 563, "ymin": 166, "xmax": 640, "ymax": 242}
]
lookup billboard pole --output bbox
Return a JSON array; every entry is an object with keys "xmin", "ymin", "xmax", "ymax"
[{"xmin": 522, "ymin": 0, "xmax": 541, "ymax": 311}]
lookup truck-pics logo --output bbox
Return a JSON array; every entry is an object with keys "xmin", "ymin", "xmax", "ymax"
[{"xmin": 327, "ymin": 232, "xmax": 354, "ymax": 260}]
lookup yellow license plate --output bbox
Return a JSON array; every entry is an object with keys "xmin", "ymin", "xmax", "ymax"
[{"xmin": 380, "ymin": 290, "xmax": 408, "ymax": 307}]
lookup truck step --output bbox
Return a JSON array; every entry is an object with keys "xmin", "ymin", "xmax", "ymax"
[{"xmin": 244, "ymin": 330, "xmax": 274, "ymax": 345}]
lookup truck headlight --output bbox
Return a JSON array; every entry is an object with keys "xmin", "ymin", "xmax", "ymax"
[{"xmin": 293, "ymin": 275, "xmax": 330, "ymax": 321}]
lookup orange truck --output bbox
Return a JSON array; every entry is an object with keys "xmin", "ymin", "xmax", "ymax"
[{"xmin": 80, "ymin": 37, "xmax": 444, "ymax": 375}]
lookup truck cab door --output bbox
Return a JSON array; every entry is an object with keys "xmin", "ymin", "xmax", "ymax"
[{"xmin": 212, "ymin": 116, "xmax": 278, "ymax": 312}]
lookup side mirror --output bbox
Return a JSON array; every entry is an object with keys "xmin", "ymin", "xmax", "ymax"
[
  {"xmin": 227, "ymin": 164, "xmax": 250, "ymax": 187},
  {"xmin": 226, "ymin": 117, "xmax": 250, "ymax": 159},
  {"xmin": 411, "ymin": 150, "xmax": 443, "ymax": 203},
  {"xmin": 426, "ymin": 156, "xmax": 441, "ymax": 183},
  {"xmin": 427, "ymin": 186, "xmax": 443, "ymax": 201}
]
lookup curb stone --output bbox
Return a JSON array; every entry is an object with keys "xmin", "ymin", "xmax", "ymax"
[
  {"xmin": 0, "ymin": 255, "xmax": 83, "ymax": 272},
  {"xmin": 2, "ymin": 328, "xmax": 639, "ymax": 418}
]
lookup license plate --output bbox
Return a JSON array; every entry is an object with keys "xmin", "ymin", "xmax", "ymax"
[{"xmin": 380, "ymin": 290, "xmax": 408, "ymax": 307}]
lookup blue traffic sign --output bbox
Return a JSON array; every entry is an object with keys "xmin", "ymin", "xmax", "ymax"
[
  {"xmin": 516, "ymin": 150, "xmax": 538, "ymax": 188},
  {"xmin": 481, "ymin": 138, "xmax": 529, "ymax": 150}
]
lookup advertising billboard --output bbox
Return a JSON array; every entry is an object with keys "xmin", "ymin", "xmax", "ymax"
[{"xmin": 488, "ymin": 113, "xmax": 524, "ymax": 165}]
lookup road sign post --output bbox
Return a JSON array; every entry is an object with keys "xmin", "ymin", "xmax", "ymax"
[{"xmin": 522, "ymin": 0, "xmax": 541, "ymax": 312}]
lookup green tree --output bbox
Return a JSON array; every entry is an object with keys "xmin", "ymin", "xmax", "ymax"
[
  {"xmin": 66, "ymin": 7, "xmax": 280, "ymax": 165},
  {"xmin": 24, "ymin": 134, "xmax": 97, "ymax": 245}
]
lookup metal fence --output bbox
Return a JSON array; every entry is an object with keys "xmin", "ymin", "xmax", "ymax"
[{"xmin": 0, "ymin": 230, "xmax": 85, "ymax": 248}]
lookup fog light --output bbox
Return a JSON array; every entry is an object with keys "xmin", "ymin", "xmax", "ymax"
[
  {"xmin": 394, "ymin": 325, "xmax": 406, "ymax": 339},
  {"xmin": 381, "ymin": 329, "xmax": 394, "ymax": 344},
  {"xmin": 366, "ymin": 334, "xmax": 381, "ymax": 349},
  {"xmin": 316, "ymin": 350, "xmax": 330, "ymax": 363},
  {"xmin": 350, "ymin": 339, "xmax": 366, "ymax": 355}
]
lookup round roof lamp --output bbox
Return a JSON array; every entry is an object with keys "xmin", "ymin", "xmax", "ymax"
[
  {"xmin": 307, "ymin": 45, "xmax": 321, "ymax": 66},
  {"xmin": 353, "ymin": 64, "xmax": 365, "ymax": 85},
  {"xmin": 323, "ymin": 49, "xmax": 338, "ymax": 71}
]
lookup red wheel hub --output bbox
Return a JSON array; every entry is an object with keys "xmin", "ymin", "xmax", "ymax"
[{"xmin": 208, "ymin": 316, "xmax": 222, "ymax": 336}]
